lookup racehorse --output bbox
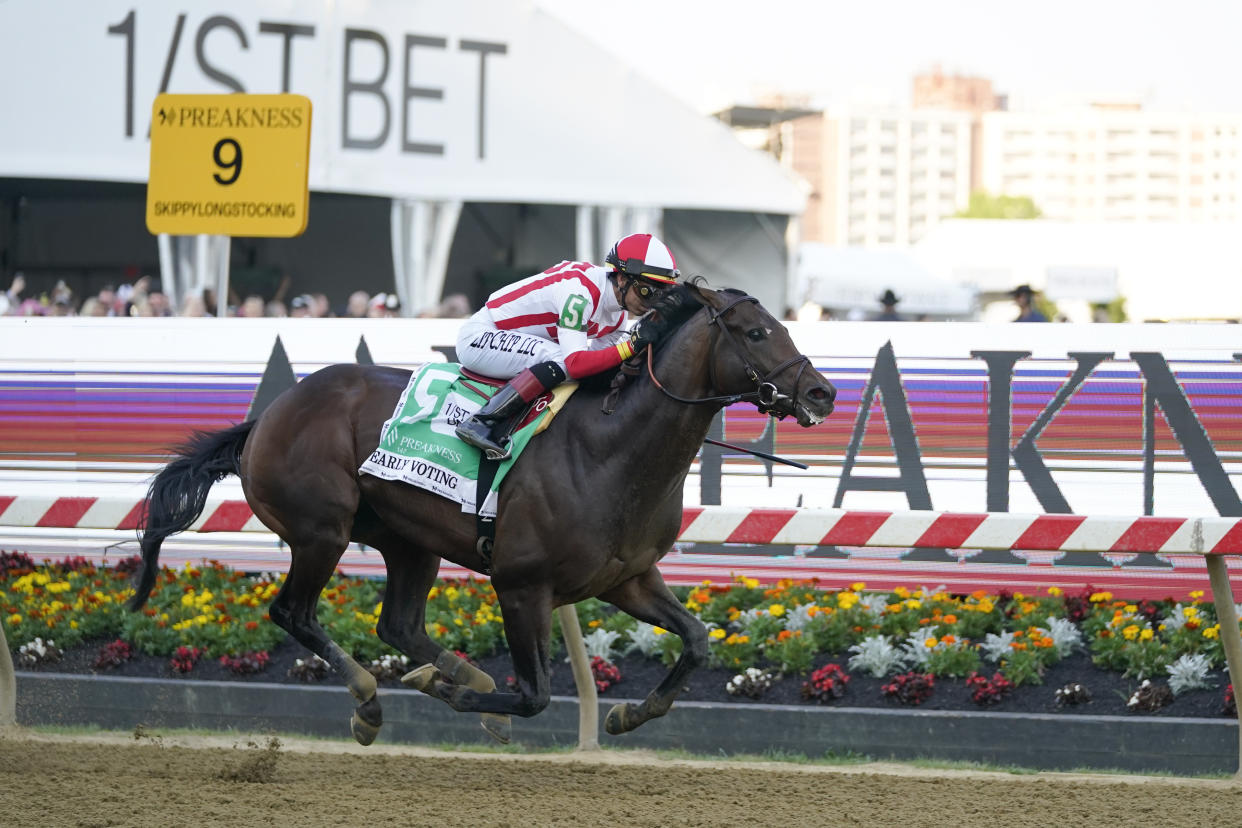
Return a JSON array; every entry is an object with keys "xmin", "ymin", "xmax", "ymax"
[{"xmin": 127, "ymin": 281, "xmax": 836, "ymax": 745}]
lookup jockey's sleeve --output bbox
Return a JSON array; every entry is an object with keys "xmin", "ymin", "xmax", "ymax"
[{"xmin": 558, "ymin": 324, "xmax": 634, "ymax": 379}]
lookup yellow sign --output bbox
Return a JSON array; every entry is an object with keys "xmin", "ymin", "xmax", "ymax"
[{"xmin": 146, "ymin": 93, "xmax": 312, "ymax": 237}]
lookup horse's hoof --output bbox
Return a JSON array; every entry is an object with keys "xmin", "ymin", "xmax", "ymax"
[
  {"xmin": 480, "ymin": 713, "xmax": 511, "ymax": 745},
  {"xmin": 604, "ymin": 703, "xmax": 631, "ymax": 735},
  {"xmin": 402, "ymin": 664, "xmax": 440, "ymax": 692},
  {"xmin": 351, "ymin": 711, "xmax": 381, "ymax": 746}
]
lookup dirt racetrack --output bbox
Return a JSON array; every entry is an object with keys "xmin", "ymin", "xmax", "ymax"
[{"xmin": 2, "ymin": 729, "xmax": 1240, "ymax": 828}]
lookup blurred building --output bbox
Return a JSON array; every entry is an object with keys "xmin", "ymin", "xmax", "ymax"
[
  {"xmin": 980, "ymin": 104, "xmax": 1242, "ymax": 222},
  {"xmin": 785, "ymin": 107, "xmax": 974, "ymax": 246}
]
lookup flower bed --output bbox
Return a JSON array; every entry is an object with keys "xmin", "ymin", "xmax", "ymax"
[{"xmin": 3, "ymin": 551, "xmax": 1237, "ymax": 718}]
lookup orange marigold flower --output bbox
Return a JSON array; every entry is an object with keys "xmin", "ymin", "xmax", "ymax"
[
  {"xmin": 943, "ymin": 614, "xmax": 958, "ymax": 625},
  {"xmin": 777, "ymin": 629, "xmax": 793, "ymax": 642},
  {"xmin": 245, "ymin": 621, "xmax": 259, "ymax": 631},
  {"xmin": 941, "ymin": 634, "xmax": 957, "ymax": 645},
  {"xmin": 1012, "ymin": 642, "xmax": 1027, "ymax": 651}
]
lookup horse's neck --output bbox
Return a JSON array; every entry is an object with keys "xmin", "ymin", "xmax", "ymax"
[{"xmin": 599, "ymin": 316, "xmax": 723, "ymax": 481}]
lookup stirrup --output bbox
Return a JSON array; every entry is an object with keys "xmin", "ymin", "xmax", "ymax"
[{"xmin": 456, "ymin": 418, "xmax": 512, "ymax": 460}]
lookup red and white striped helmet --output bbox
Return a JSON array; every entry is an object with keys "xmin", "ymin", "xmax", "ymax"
[{"xmin": 604, "ymin": 233, "xmax": 679, "ymax": 285}]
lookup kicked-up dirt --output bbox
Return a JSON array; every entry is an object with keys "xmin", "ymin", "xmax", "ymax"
[{"xmin": 1, "ymin": 728, "xmax": 1240, "ymax": 827}]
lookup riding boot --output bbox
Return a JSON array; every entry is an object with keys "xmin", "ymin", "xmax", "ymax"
[{"xmin": 455, "ymin": 361, "xmax": 566, "ymax": 460}]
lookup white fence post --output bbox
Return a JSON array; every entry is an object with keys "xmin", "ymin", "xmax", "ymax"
[
  {"xmin": 0, "ymin": 623, "xmax": 14, "ymax": 728},
  {"xmin": 556, "ymin": 604, "xmax": 599, "ymax": 751},
  {"xmin": 1205, "ymin": 556, "xmax": 1242, "ymax": 777}
]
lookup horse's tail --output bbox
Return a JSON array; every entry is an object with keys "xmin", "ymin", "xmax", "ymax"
[{"xmin": 127, "ymin": 421, "xmax": 256, "ymax": 610}]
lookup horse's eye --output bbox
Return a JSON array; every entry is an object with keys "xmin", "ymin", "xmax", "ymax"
[{"xmin": 746, "ymin": 328, "xmax": 767, "ymax": 342}]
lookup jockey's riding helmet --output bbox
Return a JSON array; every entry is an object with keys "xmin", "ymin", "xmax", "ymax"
[{"xmin": 605, "ymin": 233, "xmax": 680, "ymax": 287}]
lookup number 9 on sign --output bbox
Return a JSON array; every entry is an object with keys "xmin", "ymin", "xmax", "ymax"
[{"xmin": 212, "ymin": 138, "xmax": 242, "ymax": 185}]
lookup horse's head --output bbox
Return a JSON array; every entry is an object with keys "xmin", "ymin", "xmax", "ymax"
[{"xmin": 672, "ymin": 283, "xmax": 835, "ymax": 426}]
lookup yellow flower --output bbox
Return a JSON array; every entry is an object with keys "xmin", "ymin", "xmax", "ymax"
[
  {"xmin": 768, "ymin": 604, "xmax": 785, "ymax": 617},
  {"xmin": 894, "ymin": 586, "xmax": 910, "ymax": 599},
  {"xmin": 1184, "ymin": 606, "xmax": 1199, "ymax": 618},
  {"xmin": 1122, "ymin": 624, "xmax": 1140, "ymax": 640},
  {"xmin": 1189, "ymin": 590, "xmax": 1204, "ymax": 600},
  {"xmin": 709, "ymin": 628, "xmax": 726, "ymax": 640},
  {"xmin": 924, "ymin": 637, "xmax": 939, "ymax": 649},
  {"xmin": 653, "ymin": 626, "xmax": 667, "ymax": 636},
  {"xmin": 1047, "ymin": 586, "xmax": 1062, "ymax": 597},
  {"xmin": 850, "ymin": 582, "xmax": 866, "ymax": 592},
  {"xmin": 6, "ymin": 613, "xmax": 21, "ymax": 625},
  {"xmin": 742, "ymin": 577, "xmax": 760, "ymax": 590},
  {"xmin": 837, "ymin": 592, "xmax": 859, "ymax": 610},
  {"xmin": 685, "ymin": 600, "xmax": 701, "ymax": 612},
  {"xmin": 1124, "ymin": 604, "xmax": 1138, "ymax": 614},
  {"xmin": 1089, "ymin": 591, "xmax": 1112, "ymax": 603},
  {"xmin": 726, "ymin": 608, "xmax": 740, "ymax": 622},
  {"xmin": 904, "ymin": 599, "xmax": 922, "ymax": 610},
  {"xmin": 977, "ymin": 599, "xmax": 995, "ymax": 614},
  {"xmin": 1139, "ymin": 628, "xmax": 1154, "ymax": 641},
  {"xmin": 1204, "ymin": 625, "xmax": 1221, "ymax": 640}
]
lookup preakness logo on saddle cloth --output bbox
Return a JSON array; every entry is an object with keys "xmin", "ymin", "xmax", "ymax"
[{"xmin": 359, "ymin": 364, "xmax": 573, "ymax": 516}]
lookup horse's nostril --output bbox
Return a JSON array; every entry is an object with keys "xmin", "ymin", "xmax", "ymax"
[{"xmin": 807, "ymin": 386, "xmax": 836, "ymax": 404}]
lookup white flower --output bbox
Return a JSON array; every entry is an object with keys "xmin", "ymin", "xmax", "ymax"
[
  {"xmin": 626, "ymin": 622, "xmax": 664, "ymax": 657},
  {"xmin": 1042, "ymin": 617, "xmax": 1084, "ymax": 658},
  {"xmin": 847, "ymin": 634, "xmax": 908, "ymax": 678},
  {"xmin": 783, "ymin": 604, "xmax": 816, "ymax": 632},
  {"xmin": 980, "ymin": 631, "xmax": 1017, "ymax": 664},
  {"xmin": 1166, "ymin": 653, "xmax": 1217, "ymax": 696},
  {"xmin": 578, "ymin": 628, "xmax": 623, "ymax": 662}
]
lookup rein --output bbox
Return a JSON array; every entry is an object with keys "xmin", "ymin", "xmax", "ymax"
[{"xmin": 645, "ymin": 292, "xmax": 813, "ymax": 418}]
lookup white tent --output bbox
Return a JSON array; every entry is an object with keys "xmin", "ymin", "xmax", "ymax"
[
  {"xmin": 796, "ymin": 243, "xmax": 977, "ymax": 319},
  {"xmin": 0, "ymin": 0, "xmax": 804, "ymax": 313},
  {"xmin": 914, "ymin": 219, "xmax": 1242, "ymax": 321}
]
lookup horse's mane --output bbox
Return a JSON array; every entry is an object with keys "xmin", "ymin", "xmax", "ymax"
[{"xmin": 581, "ymin": 277, "xmax": 712, "ymax": 399}]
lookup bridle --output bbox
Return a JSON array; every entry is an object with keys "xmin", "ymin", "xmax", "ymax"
[{"xmin": 645, "ymin": 292, "xmax": 813, "ymax": 419}]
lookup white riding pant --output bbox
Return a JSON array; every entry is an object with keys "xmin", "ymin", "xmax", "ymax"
[{"xmin": 456, "ymin": 316, "xmax": 564, "ymax": 380}]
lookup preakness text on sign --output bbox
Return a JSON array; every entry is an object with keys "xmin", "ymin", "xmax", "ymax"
[{"xmin": 146, "ymin": 93, "xmax": 312, "ymax": 237}]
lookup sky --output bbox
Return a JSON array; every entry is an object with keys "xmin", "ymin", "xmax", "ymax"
[{"xmin": 534, "ymin": 0, "xmax": 1242, "ymax": 115}]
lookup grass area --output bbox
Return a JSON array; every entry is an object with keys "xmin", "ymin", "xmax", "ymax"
[{"xmin": 14, "ymin": 723, "xmax": 1232, "ymax": 779}]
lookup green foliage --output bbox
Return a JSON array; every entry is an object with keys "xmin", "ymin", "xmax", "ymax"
[
  {"xmin": 766, "ymin": 630, "xmax": 816, "ymax": 676},
  {"xmin": 954, "ymin": 190, "xmax": 1042, "ymax": 219}
]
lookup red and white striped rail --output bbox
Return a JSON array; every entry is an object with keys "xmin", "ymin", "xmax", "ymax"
[{"xmin": 6, "ymin": 495, "xmax": 1242, "ymax": 556}]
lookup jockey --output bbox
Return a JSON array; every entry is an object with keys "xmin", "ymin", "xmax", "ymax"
[{"xmin": 454, "ymin": 233, "xmax": 680, "ymax": 460}]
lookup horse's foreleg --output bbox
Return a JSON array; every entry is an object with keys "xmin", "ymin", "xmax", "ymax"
[
  {"xmin": 269, "ymin": 541, "xmax": 380, "ymax": 746},
  {"xmin": 598, "ymin": 568, "xmax": 708, "ymax": 735},
  {"xmin": 421, "ymin": 584, "xmax": 554, "ymax": 719},
  {"xmin": 374, "ymin": 546, "xmax": 511, "ymax": 743}
]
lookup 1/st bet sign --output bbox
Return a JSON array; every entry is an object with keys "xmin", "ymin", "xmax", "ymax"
[{"xmin": 146, "ymin": 93, "xmax": 312, "ymax": 237}]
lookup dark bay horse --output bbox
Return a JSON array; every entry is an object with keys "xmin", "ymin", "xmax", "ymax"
[{"xmin": 128, "ymin": 282, "xmax": 836, "ymax": 745}]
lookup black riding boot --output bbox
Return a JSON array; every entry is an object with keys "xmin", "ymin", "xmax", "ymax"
[{"xmin": 455, "ymin": 362, "xmax": 566, "ymax": 460}]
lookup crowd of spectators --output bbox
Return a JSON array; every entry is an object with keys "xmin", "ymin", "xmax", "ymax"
[{"xmin": 0, "ymin": 273, "xmax": 475, "ymax": 320}]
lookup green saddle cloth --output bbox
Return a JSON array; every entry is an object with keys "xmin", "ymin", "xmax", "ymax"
[{"xmin": 359, "ymin": 363, "xmax": 571, "ymax": 516}]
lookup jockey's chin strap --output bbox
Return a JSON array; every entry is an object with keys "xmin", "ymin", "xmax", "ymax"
[{"xmin": 645, "ymin": 292, "xmax": 812, "ymax": 418}]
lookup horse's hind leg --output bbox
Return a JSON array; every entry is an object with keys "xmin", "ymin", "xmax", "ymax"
[
  {"xmin": 370, "ymin": 537, "xmax": 511, "ymax": 743},
  {"xmin": 597, "ymin": 567, "xmax": 708, "ymax": 735},
  {"xmin": 268, "ymin": 540, "xmax": 381, "ymax": 745}
]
